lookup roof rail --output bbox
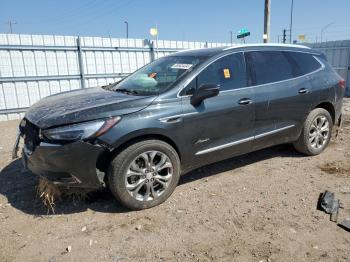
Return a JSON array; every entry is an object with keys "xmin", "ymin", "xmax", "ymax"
[{"xmin": 223, "ymin": 43, "xmax": 311, "ymax": 51}]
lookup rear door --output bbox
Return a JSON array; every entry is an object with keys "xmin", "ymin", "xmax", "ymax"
[
  {"xmin": 245, "ymin": 50, "xmax": 314, "ymax": 150},
  {"xmin": 179, "ymin": 52, "xmax": 255, "ymax": 170}
]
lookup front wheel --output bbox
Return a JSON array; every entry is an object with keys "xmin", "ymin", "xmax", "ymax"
[
  {"xmin": 293, "ymin": 108, "xmax": 333, "ymax": 156},
  {"xmin": 108, "ymin": 140, "xmax": 181, "ymax": 210}
]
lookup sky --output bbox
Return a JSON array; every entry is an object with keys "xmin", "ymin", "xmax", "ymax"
[{"xmin": 1, "ymin": 0, "xmax": 350, "ymax": 44}]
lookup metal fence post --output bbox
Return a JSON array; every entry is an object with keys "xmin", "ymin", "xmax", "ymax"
[
  {"xmin": 76, "ymin": 36, "xmax": 86, "ymax": 89},
  {"xmin": 149, "ymin": 39, "xmax": 155, "ymax": 62}
]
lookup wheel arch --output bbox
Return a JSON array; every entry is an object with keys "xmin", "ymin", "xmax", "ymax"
[
  {"xmin": 315, "ymin": 101, "xmax": 335, "ymax": 124},
  {"xmin": 97, "ymin": 132, "xmax": 182, "ymax": 173}
]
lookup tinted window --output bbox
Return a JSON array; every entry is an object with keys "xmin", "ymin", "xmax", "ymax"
[
  {"xmin": 112, "ymin": 55, "xmax": 207, "ymax": 95},
  {"xmin": 285, "ymin": 51, "xmax": 321, "ymax": 75},
  {"xmin": 245, "ymin": 51, "xmax": 294, "ymax": 85},
  {"xmin": 196, "ymin": 52, "xmax": 247, "ymax": 91}
]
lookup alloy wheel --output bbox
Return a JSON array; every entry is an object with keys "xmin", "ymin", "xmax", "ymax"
[
  {"xmin": 309, "ymin": 115, "xmax": 330, "ymax": 149},
  {"xmin": 125, "ymin": 151, "xmax": 173, "ymax": 201}
]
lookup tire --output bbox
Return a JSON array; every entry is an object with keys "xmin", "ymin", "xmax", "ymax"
[
  {"xmin": 107, "ymin": 139, "xmax": 181, "ymax": 210},
  {"xmin": 293, "ymin": 108, "xmax": 333, "ymax": 156}
]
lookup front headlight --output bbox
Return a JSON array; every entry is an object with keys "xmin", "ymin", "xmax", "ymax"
[{"xmin": 42, "ymin": 117, "xmax": 121, "ymax": 141}]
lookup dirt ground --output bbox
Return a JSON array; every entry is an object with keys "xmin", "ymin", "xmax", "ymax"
[{"xmin": 1, "ymin": 99, "xmax": 350, "ymax": 262}]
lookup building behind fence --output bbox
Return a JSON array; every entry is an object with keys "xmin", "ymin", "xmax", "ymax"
[
  {"xmin": 0, "ymin": 33, "xmax": 230, "ymax": 121},
  {"xmin": 0, "ymin": 34, "xmax": 349, "ymax": 121}
]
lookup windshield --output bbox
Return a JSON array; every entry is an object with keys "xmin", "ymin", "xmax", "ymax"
[{"xmin": 110, "ymin": 55, "xmax": 208, "ymax": 95}]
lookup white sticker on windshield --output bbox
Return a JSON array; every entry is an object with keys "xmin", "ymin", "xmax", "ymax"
[{"xmin": 171, "ymin": 63, "xmax": 193, "ymax": 70}]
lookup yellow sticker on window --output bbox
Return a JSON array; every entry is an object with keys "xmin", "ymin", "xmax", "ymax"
[{"xmin": 223, "ymin": 68, "xmax": 231, "ymax": 79}]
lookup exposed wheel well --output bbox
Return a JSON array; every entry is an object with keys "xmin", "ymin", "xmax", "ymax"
[
  {"xmin": 315, "ymin": 102, "xmax": 335, "ymax": 124},
  {"xmin": 97, "ymin": 134, "xmax": 181, "ymax": 173}
]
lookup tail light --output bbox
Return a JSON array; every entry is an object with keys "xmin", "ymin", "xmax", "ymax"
[{"xmin": 339, "ymin": 79, "xmax": 345, "ymax": 89}]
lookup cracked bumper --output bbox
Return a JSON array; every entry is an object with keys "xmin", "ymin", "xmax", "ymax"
[{"xmin": 22, "ymin": 141, "xmax": 105, "ymax": 188}]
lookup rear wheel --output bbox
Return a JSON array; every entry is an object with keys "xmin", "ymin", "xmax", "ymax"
[
  {"xmin": 108, "ymin": 140, "xmax": 180, "ymax": 210},
  {"xmin": 293, "ymin": 108, "xmax": 333, "ymax": 155}
]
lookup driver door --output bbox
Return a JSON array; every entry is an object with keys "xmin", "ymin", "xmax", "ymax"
[{"xmin": 179, "ymin": 52, "xmax": 255, "ymax": 169}]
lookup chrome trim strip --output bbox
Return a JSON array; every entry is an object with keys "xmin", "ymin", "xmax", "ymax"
[
  {"xmin": 195, "ymin": 136, "xmax": 254, "ymax": 155},
  {"xmin": 177, "ymin": 50, "xmax": 324, "ymax": 98},
  {"xmin": 254, "ymin": 125, "xmax": 295, "ymax": 139},
  {"xmin": 195, "ymin": 124, "xmax": 295, "ymax": 156},
  {"xmin": 39, "ymin": 142, "xmax": 61, "ymax": 147},
  {"xmin": 158, "ymin": 112, "xmax": 198, "ymax": 122}
]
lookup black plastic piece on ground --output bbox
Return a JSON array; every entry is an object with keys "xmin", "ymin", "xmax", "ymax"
[
  {"xmin": 317, "ymin": 191, "xmax": 340, "ymax": 222},
  {"xmin": 338, "ymin": 220, "xmax": 350, "ymax": 232}
]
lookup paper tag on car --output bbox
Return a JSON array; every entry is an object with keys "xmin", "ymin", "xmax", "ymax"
[
  {"xmin": 171, "ymin": 63, "xmax": 193, "ymax": 70},
  {"xmin": 223, "ymin": 68, "xmax": 231, "ymax": 78},
  {"xmin": 148, "ymin": 72, "xmax": 157, "ymax": 78}
]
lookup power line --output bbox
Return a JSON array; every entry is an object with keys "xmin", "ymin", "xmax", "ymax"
[
  {"xmin": 68, "ymin": 0, "xmax": 135, "ymax": 31},
  {"xmin": 24, "ymin": 0, "xmax": 100, "ymax": 25}
]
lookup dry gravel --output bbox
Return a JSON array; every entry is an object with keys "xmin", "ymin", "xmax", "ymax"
[{"xmin": 0, "ymin": 99, "xmax": 350, "ymax": 262}]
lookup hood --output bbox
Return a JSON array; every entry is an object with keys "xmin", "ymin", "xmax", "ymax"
[{"xmin": 25, "ymin": 87, "xmax": 157, "ymax": 128}]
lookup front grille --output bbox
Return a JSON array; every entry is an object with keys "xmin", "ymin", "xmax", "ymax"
[{"xmin": 20, "ymin": 119, "xmax": 41, "ymax": 152}]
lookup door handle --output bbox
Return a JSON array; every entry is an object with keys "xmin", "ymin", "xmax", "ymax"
[
  {"xmin": 159, "ymin": 116, "xmax": 182, "ymax": 123},
  {"xmin": 238, "ymin": 98, "xmax": 252, "ymax": 105},
  {"xmin": 298, "ymin": 88, "xmax": 309, "ymax": 94}
]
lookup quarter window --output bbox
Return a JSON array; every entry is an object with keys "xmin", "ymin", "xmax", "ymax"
[
  {"xmin": 245, "ymin": 51, "xmax": 294, "ymax": 85},
  {"xmin": 196, "ymin": 52, "xmax": 247, "ymax": 91},
  {"xmin": 285, "ymin": 51, "xmax": 321, "ymax": 75}
]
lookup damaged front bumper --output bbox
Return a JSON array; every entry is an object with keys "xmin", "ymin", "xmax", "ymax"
[{"xmin": 21, "ymin": 140, "xmax": 106, "ymax": 189}]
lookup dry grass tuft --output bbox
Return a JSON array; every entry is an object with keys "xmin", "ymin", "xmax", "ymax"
[
  {"xmin": 37, "ymin": 178, "xmax": 61, "ymax": 214},
  {"xmin": 36, "ymin": 178, "xmax": 92, "ymax": 213}
]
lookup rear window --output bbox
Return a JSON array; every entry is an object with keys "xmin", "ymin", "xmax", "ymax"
[
  {"xmin": 245, "ymin": 51, "xmax": 294, "ymax": 85},
  {"xmin": 284, "ymin": 51, "xmax": 322, "ymax": 75}
]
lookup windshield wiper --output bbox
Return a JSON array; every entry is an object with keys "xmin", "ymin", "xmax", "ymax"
[
  {"xmin": 101, "ymin": 83, "xmax": 116, "ymax": 90},
  {"xmin": 114, "ymin": 88, "xmax": 139, "ymax": 95}
]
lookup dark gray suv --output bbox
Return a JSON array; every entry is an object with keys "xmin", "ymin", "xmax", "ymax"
[{"xmin": 16, "ymin": 44, "xmax": 345, "ymax": 210}]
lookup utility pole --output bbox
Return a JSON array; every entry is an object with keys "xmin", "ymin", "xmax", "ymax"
[
  {"xmin": 289, "ymin": 0, "xmax": 294, "ymax": 43},
  {"xmin": 263, "ymin": 0, "xmax": 271, "ymax": 43},
  {"xmin": 230, "ymin": 31, "xmax": 233, "ymax": 44},
  {"xmin": 124, "ymin": 21, "xmax": 129, "ymax": 39},
  {"xmin": 5, "ymin": 20, "xmax": 17, "ymax": 33},
  {"xmin": 283, "ymin": 29, "xmax": 287, "ymax": 44}
]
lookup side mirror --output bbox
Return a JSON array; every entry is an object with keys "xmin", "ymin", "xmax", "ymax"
[{"xmin": 190, "ymin": 84, "xmax": 220, "ymax": 106}]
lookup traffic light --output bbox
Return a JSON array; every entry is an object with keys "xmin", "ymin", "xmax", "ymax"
[{"xmin": 283, "ymin": 29, "xmax": 287, "ymax": 44}]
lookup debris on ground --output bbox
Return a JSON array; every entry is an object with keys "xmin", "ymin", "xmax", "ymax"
[
  {"xmin": 317, "ymin": 191, "xmax": 342, "ymax": 222},
  {"xmin": 338, "ymin": 220, "xmax": 350, "ymax": 232},
  {"xmin": 66, "ymin": 245, "xmax": 72, "ymax": 253}
]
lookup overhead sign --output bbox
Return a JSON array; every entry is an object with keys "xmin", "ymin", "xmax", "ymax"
[
  {"xmin": 298, "ymin": 34, "xmax": 306, "ymax": 42},
  {"xmin": 237, "ymin": 28, "xmax": 250, "ymax": 39}
]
